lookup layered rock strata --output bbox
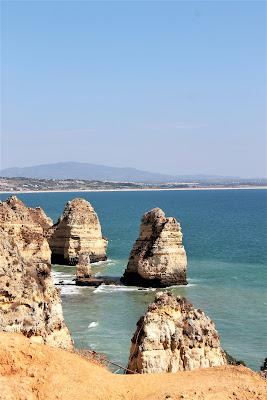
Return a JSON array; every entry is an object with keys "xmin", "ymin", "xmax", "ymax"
[
  {"xmin": 122, "ymin": 208, "xmax": 187, "ymax": 287},
  {"xmin": 49, "ymin": 198, "xmax": 108, "ymax": 265},
  {"xmin": 0, "ymin": 196, "xmax": 72, "ymax": 349},
  {"xmin": 0, "ymin": 196, "xmax": 53, "ymax": 264},
  {"xmin": 0, "ymin": 228, "xmax": 73, "ymax": 350},
  {"xmin": 76, "ymin": 253, "xmax": 92, "ymax": 283},
  {"xmin": 127, "ymin": 291, "xmax": 226, "ymax": 373}
]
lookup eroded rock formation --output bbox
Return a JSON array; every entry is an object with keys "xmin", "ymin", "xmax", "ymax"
[
  {"xmin": 0, "ymin": 196, "xmax": 72, "ymax": 349},
  {"xmin": 76, "ymin": 253, "xmax": 92, "ymax": 282},
  {"xmin": 0, "ymin": 228, "xmax": 73, "ymax": 350},
  {"xmin": 0, "ymin": 196, "xmax": 53, "ymax": 264},
  {"xmin": 122, "ymin": 208, "xmax": 187, "ymax": 287},
  {"xmin": 127, "ymin": 291, "xmax": 226, "ymax": 373},
  {"xmin": 49, "ymin": 198, "xmax": 107, "ymax": 265}
]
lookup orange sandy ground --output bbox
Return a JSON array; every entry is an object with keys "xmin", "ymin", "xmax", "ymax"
[{"xmin": 0, "ymin": 333, "xmax": 266, "ymax": 400}]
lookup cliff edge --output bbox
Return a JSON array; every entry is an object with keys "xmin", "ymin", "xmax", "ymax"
[{"xmin": 0, "ymin": 332, "xmax": 266, "ymax": 400}]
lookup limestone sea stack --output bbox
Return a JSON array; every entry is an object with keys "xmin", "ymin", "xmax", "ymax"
[
  {"xmin": 0, "ymin": 208, "xmax": 73, "ymax": 350},
  {"xmin": 76, "ymin": 253, "xmax": 92, "ymax": 283},
  {"xmin": 49, "ymin": 198, "xmax": 108, "ymax": 265},
  {"xmin": 0, "ymin": 196, "xmax": 53, "ymax": 264},
  {"xmin": 122, "ymin": 208, "xmax": 187, "ymax": 287},
  {"xmin": 127, "ymin": 291, "xmax": 226, "ymax": 373}
]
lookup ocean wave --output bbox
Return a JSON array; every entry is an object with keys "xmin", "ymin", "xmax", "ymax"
[
  {"xmin": 93, "ymin": 284, "xmax": 156, "ymax": 293},
  {"xmin": 92, "ymin": 258, "xmax": 117, "ymax": 267},
  {"xmin": 59, "ymin": 286, "xmax": 83, "ymax": 295},
  {"xmin": 167, "ymin": 283, "xmax": 196, "ymax": 288},
  {"xmin": 52, "ymin": 270, "xmax": 75, "ymax": 286},
  {"xmin": 88, "ymin": 321, "xmax": 99, "ymax": 329},
  {"xmin": 52, "ymin": 270, "xmax": 74, "ymax": 279},
  {"xmin": 187, "ymin": 278, "xmax": 202, "ymax": 283}
]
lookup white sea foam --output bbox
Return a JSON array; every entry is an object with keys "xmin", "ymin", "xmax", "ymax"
[
  {"xmin": 52, "ymin": 270, "xmax": 73, "ymax": 279},
  {"xmin": 167, "ymin": 283, "xmax": 196, "ymax": 288},
  {"xmin": 92, "ymin": 258, "xmax": 117, "ymax": 267},
  {"xmin": 88, "ymin": 321, "xmax": 99, "ymax": 329},
  {"xmin": 52, "ymin": 270, "xmax": 75, "ymax": 287},
  {"xmin": 93, "ymin": 284, "xmax": 156, "ymax": 293},
  {"xmin": 60, "ymin": 285, "xmax": 82, "ymax": 295}
]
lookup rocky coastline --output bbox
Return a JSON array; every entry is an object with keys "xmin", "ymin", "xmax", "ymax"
[
  {"xmin": 0, "ymin": 197, "xmax": 73, "ymax": 350},
  {"xmin": 0, "ymin": 195, "xmax": 266, "ymax": 400}
]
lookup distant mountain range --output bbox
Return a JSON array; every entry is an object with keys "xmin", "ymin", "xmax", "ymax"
[{"xmin": 0, "ymin": 162, "xmax": 246, "ymax": 183}]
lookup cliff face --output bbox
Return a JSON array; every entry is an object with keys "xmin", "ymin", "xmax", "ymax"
[
  {"xmin": 122, "ymin": 208, "xmax": 187, "ymax": 287},
  {"xmin": 0, "ymin": 228, "xmax": 73, "ymax": 350},
  {"xmin": 127, "ymin": 291, "xmax": 226, "ymax": 373},
  {"xmin": 0, "ymin": 196, "xmax": 52, "ymax": 264},
  {"xmin": 49, "ymin": 198, "xmax": 108, "ymax": 265},
  {"xmin": 0, "ymin": 196, "xmax": 72, "ymax": 350}
]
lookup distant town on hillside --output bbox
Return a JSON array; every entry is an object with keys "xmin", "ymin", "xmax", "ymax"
[{"xmin": 0, "ymin": 176, "xmax": 266, "ymax": 193}]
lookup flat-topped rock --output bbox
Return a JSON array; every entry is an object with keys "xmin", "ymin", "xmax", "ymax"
[
  {"xmin": 0, "ymin": 228, "xmax": 73, "ymax": 350},
  {"xmin": 49, "ymin": 198, "xmax": 108, "ymax": 265},
  {"xmin": 75, "ymin": 276, "xmax": 121, "ymax": 287},
  {"xmin": 127, "ymin": 291, "xmax": 226, "ymax": 373},
  {"xmin": 122, "ymin": 208, "xmax": 187, "ymax": 287}
]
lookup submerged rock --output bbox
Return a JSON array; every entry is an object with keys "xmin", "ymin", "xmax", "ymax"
[
  {"xmin": 0, "ymin": 228, "xmax": 73, "ymax": 350},
  {"xmin": 49, "ymin": 198, "xmax": 108, "ymax": 265},
  {"xmin": 127, "ymin": 291, "xmax": 226, "ymax": 373},
  {"xmin": 260, "ymin": 357, "xmax": 267, "ymax": 380},
  {"xmin": 122, "ymin": 208, "xmax": 187, "ymax": 287},
  {"xmin": 224, "ymin": 351, "xmax": 246, "ymax": 367},
  {"xmin": 0, "ymin": 196, "xmax": 53, "ymax": 264}
]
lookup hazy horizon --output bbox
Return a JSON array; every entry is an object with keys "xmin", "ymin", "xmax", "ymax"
[
  {"xmin": 1, "ymin": 1, "xmax": 266, "ymax": 178},
  {"xmin": 0, "ymin": 160, "xmax": 265, "ymax": 180}
]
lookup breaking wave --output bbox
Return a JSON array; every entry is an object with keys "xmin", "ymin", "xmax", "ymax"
[
  {"xmin": 167, "ymin": 283, "xmax": 196, "ymax": 288},
  {"xmin": 92, "ymin": 259, "xmax": 118, "ymax": 267},
  {"xmin": 52, "ymin": 270, "xmax": 75, "ymax": 285},
  {"xmin": 93, "ymin": 284, "xmax": 156, "ymax": 293},
  {"xmin": 60, "ymin": 285, "xmax": 83, "ymax": 295},
  {"xmin": 88, "ymin": 321, "xmax": 99, "ymax": 329}
]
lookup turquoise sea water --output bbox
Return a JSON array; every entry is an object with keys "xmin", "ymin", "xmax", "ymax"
[{"xmin": 1, "ymin": 189, "xmax": 266, "ymax": 371}]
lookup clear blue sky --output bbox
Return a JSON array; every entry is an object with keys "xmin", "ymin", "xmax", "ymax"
[{"xmin": 1, "ymin": 0, "xmax": 266, "ymax": 177}]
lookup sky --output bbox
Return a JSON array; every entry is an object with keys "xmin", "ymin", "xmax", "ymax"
[{"xmin": 1, "ymin": 0, "xmax": 266, "ymax": 178}]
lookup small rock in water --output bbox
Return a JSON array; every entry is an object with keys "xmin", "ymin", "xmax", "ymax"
[{"xmin": 76, "ymin": 253, "xmax": 92, "ymax": 281}]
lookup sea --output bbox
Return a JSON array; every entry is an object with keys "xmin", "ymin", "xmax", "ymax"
[{"xmin": 1, "ymin": 189, "xmax": 266, "ymax": 371}]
